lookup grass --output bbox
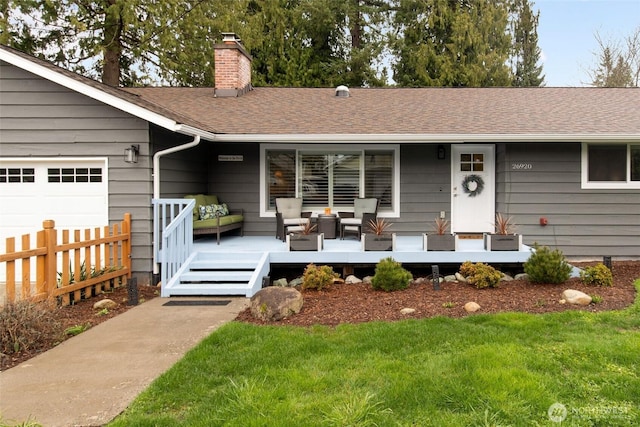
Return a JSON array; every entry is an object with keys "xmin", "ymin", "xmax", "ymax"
[{"xmin": 109, "ymin": 281, "xmax": 640, "ymax": 427}]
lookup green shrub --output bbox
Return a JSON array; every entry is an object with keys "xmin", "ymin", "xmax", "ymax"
[
  {"xmin": 523, "ymin": 244, "xmax": 572, "ymax": 284},
  {"xmin": 0, "ymin": 299, "xmax": 62, "ymax": 356},
  {"xmin": 302, "ymin": 264, "xmax": 338, "ymax": 290},
  {"xmin": 371, "ymin": 257, "xmax": 413, "ymax": 292},
  {"xmin": 459, "ymin": 261, "xmax": 502, "ymax": 289},
  {"xmin": 580, "ymin": 264, "xmax": 613, "ymax": 287}
]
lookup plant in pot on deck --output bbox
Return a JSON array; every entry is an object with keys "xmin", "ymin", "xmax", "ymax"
[
  {"xmin": 483, "ymin": 213, "xmax": 522, "ymax": 251},
  {"xmin": 362, "ymin": 217, "xmax": 395, "ymax": 251},
  {"xmin": 423, "ymin": 217, "xmax": 457, "ymax": 251},
  {"xmin": 287, "ymin": 220, "xmax": 323, "ymax": 251}
]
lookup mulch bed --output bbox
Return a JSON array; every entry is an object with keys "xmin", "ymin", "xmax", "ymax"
[
  {"xmin": 1, "ymin": 284, "xmax": 159, "ymax": 371},
  {"xmin": 235, "ymin": 261, "xmax": 640, "ymax": 327}
]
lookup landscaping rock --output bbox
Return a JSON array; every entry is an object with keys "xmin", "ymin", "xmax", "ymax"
[
  {"xmin": 362, "ymin": 276, "xmax": 373, "ymax": 285},
  {"xmin": 500, "ymin": 274, "xmax": 514, "ymax": 281},
  {"xmin": 562, "ymin": 289, "xmax": 592, "ymax": 306},
  {"xmin": 345, "ymin": 275, "xmax": 362, "ymax": 284},
  {"xmin": 250, "ymin": 287, "xmax": 304, "ymax": 321},
  {"xmin": 455, "ymin": 273, "xmax": 467, "ymax": 283},
  {"xmin": 413, "ymin": 277, "xmax": 427, "ymax": 285},
  {"xmin": 272, "ymin": 278, "xmax": 289, "ymax": 287},
  {"xmin": 289, "ymin": 277, "xmax": 304, "ymax": 287},
  {"xmin": 400, "ymin": 308, "xmax": 416, "ymax": 315},
  {"xmin": 444, "ymin": 274, "xmax": 457, "ymax": 282},
  {"xmin": 464, "ymin": 302, "xmax": 481, "ymax": 312},
  {"xmin": 515, "ymin": 273, "xmax": 529, "ymax": 280},
  {"xmin": 93, "ymin": 299, "xmax": 117, "ymax": 310}
]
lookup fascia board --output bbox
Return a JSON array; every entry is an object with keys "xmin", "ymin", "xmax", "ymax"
[{"xmin": 211, "ymin": 133, "xmax": 640, "ymax": 143}]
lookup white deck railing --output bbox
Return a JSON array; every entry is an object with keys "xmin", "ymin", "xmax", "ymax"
[{"xmin": 152, "ymin": 198, "xmax": 194, "ymax": 288}]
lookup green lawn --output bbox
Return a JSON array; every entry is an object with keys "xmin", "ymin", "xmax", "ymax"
[{"xmin": 110, "ymin": 281, "xmax": 640, "ymax": 427}]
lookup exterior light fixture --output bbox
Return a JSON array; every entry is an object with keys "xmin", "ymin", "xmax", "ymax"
[
  {"xmin": 437, "ymin": 144, "xmax": 446, "ymax": 160},
  {"xmin": 124, "ymin": 145, "xmax": 140, "ymax": 164}
]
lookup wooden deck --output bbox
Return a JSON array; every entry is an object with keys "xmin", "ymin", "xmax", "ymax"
[{"xmin": 193, "ymin": 235, "xmax": 533, "ymax": 267}]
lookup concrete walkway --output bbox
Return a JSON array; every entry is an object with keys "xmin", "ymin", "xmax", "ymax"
[{"xmin": 0, "ymin": 296, "xmax": 248, "ymax": 427}]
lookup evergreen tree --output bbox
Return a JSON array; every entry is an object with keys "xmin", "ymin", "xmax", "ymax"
[
  {"xmin": 589, "ymin": 28, "xmax": 639, "ymax": 87},
  {"xmin": 390, "ymin": 0, "xmax": 513, "ymax": 87},
  {"xmin": 509, "ymin": 0, "xmax": 544, "ymax": 87}
]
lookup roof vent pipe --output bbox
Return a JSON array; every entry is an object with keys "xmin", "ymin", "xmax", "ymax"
[{"xmin": 335, "ymin": 85, "xmax": 350, "ymax": 97}]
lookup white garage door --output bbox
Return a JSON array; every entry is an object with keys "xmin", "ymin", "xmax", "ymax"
[{"xmin": 0, "ymin": 158, "xmax": 109, "ymax": 245}]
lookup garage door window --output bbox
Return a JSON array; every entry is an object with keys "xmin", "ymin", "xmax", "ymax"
[
  {"xmin": 48, "ymin": 168, "xmax": 103, "ymax": 183},
  {"xmin": 0, "ymin": 168, "xmax": 35, "ymax": 183}
]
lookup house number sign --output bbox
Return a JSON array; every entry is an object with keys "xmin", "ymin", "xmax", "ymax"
[
  {"xmin": 218, "ymin": 155, "xmax": 244, "ymax": 162},
  {"xmin": 511, "ymin": 163, "xmax": 533, "ymax": 170}
]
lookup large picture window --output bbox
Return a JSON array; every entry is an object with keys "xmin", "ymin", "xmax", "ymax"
[
  {"xmin": 582, "ymin": 143, "xmax": 640, "ymax": 189},
  {"xmin": 263, "ymin": 145, "xmax": 397, "ymax": 214}
]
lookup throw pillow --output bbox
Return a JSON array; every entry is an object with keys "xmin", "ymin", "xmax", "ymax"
[{"xmin": 199, "ymin": 203, "xmax": 229, "ymax": 220}]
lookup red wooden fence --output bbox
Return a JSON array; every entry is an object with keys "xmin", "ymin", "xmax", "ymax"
[{"xmin": 0, "ymin": 214, "xmax": 132, "ymax": 306}]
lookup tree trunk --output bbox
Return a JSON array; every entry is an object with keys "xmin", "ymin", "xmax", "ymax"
[{"xmin": 102, "ymin": 0, "xmax": 123, "ymax": 86}]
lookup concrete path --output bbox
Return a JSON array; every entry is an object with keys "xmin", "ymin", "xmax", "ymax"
[{"xmin": 0, "ymin": 296, "xmax": 248, "ymax": 427}]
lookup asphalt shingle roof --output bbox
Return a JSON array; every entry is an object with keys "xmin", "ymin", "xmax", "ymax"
[{"xmin": 125, "ymin": 86, "xmax": 640, "ymax": 136}]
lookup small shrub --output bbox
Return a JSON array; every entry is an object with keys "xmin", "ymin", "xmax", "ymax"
[
  {"xmin": 523, "ymin": 244, "xmax": 572, "ymax": 284},
  {"xmin": 580, "ymin": 264, "xmax": 613, "ymax": 287},
  {"xmin": 442, "ymin": 301, "xmax": 455, "ymax": 309},
  {"xmin": 0, "ymin": 299, "xmax": 61, "ymax": 356},
  {"xmin": 459, "ymin": 261, "xmax": 502, "ymax": 289},
  {"xmin": 371, "ymin": 257, "xmax": 413, "ymax": 292},
  {"xmin": 591, "ymin": 294, "xmax": 603, "ymax": 304},
  {"xmin": 366, "ymin": 218, "xmax": 393, "ymax": 235},
  {"xmin": 64, "ymin": 324, "xmax": 90, "ymax": 336},
  {"xmin": 302, "ymin": 264, "xmax": 338, "ymax": 290}
]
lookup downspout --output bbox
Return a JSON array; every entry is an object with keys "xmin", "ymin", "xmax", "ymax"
[
  {"xmin": 153, "ymin": 135, "xmax": 201, "ymax": 277},
  {"xmin": 153, "ymin": 135, "xmax": 201, "ymax": 199}
]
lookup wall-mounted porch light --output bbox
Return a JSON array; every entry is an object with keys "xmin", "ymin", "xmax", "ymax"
[
  {"xmin": 124, "ymin": 145, "xmax": 140, "ymax": 164},
  {"xmin": 437, "ymin": 144, "xmax": 446, "ymax": 160}
]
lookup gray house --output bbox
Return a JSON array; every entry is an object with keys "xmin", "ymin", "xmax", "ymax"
[{"xmin": 1, "ymin": 35, "xmax": 639, "ymax": 286}]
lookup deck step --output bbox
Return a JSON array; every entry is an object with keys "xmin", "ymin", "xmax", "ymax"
[
  {"xmin": 163, "ymin": 251, "xmax": 270, "ymax": 297},
  {"xmin": 180, "ymin": 271, "xmax": 254, "ymax": 282}
]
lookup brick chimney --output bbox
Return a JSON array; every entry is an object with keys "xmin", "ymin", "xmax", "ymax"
[{"xmin": 214, "ymin": 32, "xmax": 252, "ymax": 97}]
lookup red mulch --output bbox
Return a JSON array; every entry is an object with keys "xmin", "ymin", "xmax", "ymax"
[{"xmin": 235, "ymin": 261, "xmax": 640, "ymax": 327}]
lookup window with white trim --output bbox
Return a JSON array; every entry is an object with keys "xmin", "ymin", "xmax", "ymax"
[
  {"xmin": 265, "ymin": 146, "xmax": 396, "ymax": 212},
  {"xmin": 582, "ymin": 143, "xmax": 640, "ymax": 189}
]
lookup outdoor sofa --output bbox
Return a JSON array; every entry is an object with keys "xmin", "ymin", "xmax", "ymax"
[{"xmin": 184, "ymin": 194, "xmax": 244, "ymax": 244}]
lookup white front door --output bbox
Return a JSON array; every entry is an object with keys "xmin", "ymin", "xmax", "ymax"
[{"xmin": 450, "ymin": 145, "xmax": 495, "ymax": 233}]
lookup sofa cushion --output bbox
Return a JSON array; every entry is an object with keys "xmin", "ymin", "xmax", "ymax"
[
  {"xmin": 199, "ymin": 203, "xmax": 229, "ymax": 220},
  {"xmin": 185, "ymin": 194, "xmax": 219, "ymax": 220},
  {"xmin": 193, "ymin": 214, "xmax": 244, "ymax": 229}
]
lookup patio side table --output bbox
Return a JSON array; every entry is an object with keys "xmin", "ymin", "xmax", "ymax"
[{"xmin": 317, "ymin": 214, "xmax": 338, "ymax": 239}]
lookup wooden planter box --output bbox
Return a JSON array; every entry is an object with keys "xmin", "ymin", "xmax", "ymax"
[
  {"xmin": 483, "ymin": 233, "xmax": 522, "ymax": 251},
  {"xmin": 287, "ymin": 233, "xmax": 323, "ymax": 251},
  {"xmin": 362, "ymin": 233, "xmax": 395, "ymax": 251},
  {"xmin": 423, "ymin": 233, "xmax": 457, "ymax": 251}
]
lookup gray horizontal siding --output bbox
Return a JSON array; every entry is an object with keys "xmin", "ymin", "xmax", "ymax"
[
  {"xmin": 498, "ymin": 143, "xmax": 640, "ymax": 258},
  {"xmin": 0, "ymin": 61, "xmax": 154, "ymax": 282}
]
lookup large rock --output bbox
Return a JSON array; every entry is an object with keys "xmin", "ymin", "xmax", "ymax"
[
  {"xmin": 562, "ymin": 289, "xmax": 592, "ymax": 306},
  {"xmin": 250, "ymin": 287, "xmax": 304, "ymax": 321},
  {"xmin": 93, "ymin": 299, "xmax": 117, "ymax": 310},
  {"xmin": 464, "ymin": 301, "xmax": 481, "ymax": 312}
]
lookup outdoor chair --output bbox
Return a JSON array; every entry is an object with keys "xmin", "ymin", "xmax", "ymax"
[
  {"xmin": 339, "ymin": 198, "xmax": 379, "ymax": 240},
  {"xmin": 275, "ymin": 198, "xmax": 312, "ymax": 241}
]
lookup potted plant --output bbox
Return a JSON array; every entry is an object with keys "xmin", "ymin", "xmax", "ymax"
[
  {"xmin": 483, "ymin": 213, "xmax": 522, "ymax": 251},
  {"xmin": 362, "ymin": 217, "xmax": 395, "ymax": 251},
  {"xmin": 287, "ymin": 220, "xmax": 323, "ymax": 251},
  {"xmin": 423, "ymin": 217, "xmax": 457, "ymax": 251}
]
